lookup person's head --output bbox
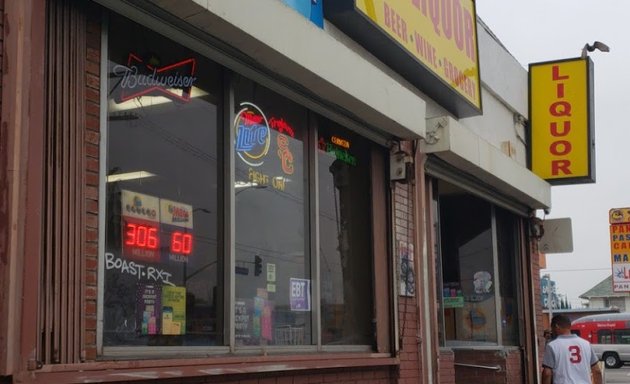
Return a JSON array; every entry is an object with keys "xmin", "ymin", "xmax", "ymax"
[
  {"xmin": 550, "ymin": 315, "xmax": 572, "ymax": 336},
  {"xmin": 543, "ymin": 329, "xmax": 552, "ymax": 340}
]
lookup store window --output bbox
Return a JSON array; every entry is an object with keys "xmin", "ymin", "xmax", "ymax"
[
  {"xmin": 233, "ymin": 76, "xmax": 310, "ymax": 346},
  {"xmin": 104, "ymin": 15, "xmax": 223, "ymax": 347},
  {"xmin": 318, "ymin": 119, "xmax": 374, "ymax": 345},
  {"xmin": 100, "ymin": 13, "xmax": 383, "ymax": 353},
  {"xmin": 435, "ymin": 180, "xmax": 521, "ymax": 346}
]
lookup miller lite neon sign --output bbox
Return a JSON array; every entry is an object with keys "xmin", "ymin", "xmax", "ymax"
[
  {"xmin": 113, "ymin": 53, "xmax": 197, "ymax": 103},
  {"xmin": 234, "ymin": 102, "xmax": 271, "ymax": 167}
]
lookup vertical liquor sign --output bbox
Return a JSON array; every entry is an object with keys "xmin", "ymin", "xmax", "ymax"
[
  {"xmin": 609, "ymin": 208, "xmax": 630, "ymax": 292},
  {"xmin": 529, "ymin": 57, "xmax": 595, "ymax": 184}
]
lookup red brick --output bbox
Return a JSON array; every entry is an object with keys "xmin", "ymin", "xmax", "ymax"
[
  {"xmin": 86, "ymin": 213, "xmax": 98, "ymax": 229},
  {"xmin": 85, "ymin": 143, "xmax": 99, "ymax": 159},
  {"xmin": 86, "ymin": 87, "xmax": 100, "ymax": 104},
  {"xmin": 85, "ymin": 299, "xmax": 96, "ymax": 314},
  {"xmin": 86, "ymin": 270, "xmax": 98, "ymax": 285},
  {"xmin": 85, "ymin": 130, "xmax": 100, "ymax": 145},
  {"xmin": 85, "ymin": 185, "xmax": 98, "ymax": 200},
  {"xmin": 85, "ymin": 287, "xmax": 98, "ymax": 299},
  {"xmin": 87, "ymin": 47, "xmax": 100, "ymax": 63},
  {"xmin": 86, "ymin": 199, "xmax": 98, "ymax": 214},
  {"xmin": 86, "ymin": 30, "xmax": 100, "ymax": 50},
  {"xmin": 86, "ymin": 227, "xmax": 98, "ymax": 242},
  {"xmin": 86, "ymin": 100, "xmax": 99, "ymax": 116},
  {"xmin": 86, "ymin": 114, "xmax": 100, "ymax": 131},
  {"xmin": 85, "ymin": 317, "xmax": 97, "ymax": 331},
  {"xmin": 83, "ymin": 347, "xmax": 96, "ymax": 361},
  {"xmin": 86, "ymin": 73, "xmax": 100, "ymax": 90},
  {"xmin": 86, "ymin": 60, "xmax": 100, "ymax": 77},
  {"xmin": 85, "ymin": 256, "xmax": 98, "ymax": 271},
  {"xmin": 86, "ymin": 157, "xmax": 99, "ymax": 173},
  {"xmin": 85, "ymin": 330, "xmax": 96, "ymax": 345},
  {"xmin": 86, "ymin": 170, "xmax": 99, "ymax": 186}
]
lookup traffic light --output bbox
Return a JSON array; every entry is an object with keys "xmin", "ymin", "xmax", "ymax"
[{"xmin": 254, "ymin": 255, "xmax": 262, "ymax": 276}]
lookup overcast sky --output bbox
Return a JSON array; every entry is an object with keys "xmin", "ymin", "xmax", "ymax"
[{"xmin": 475, "ymin": 1, "xmax": 630, "ymax": 306}]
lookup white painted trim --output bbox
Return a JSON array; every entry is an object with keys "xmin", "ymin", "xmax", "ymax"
[{"xmin": 423, "ymin": 116, "xmax": 551, "ymax": 209}]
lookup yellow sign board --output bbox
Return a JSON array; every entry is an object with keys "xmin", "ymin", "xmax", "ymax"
[
  {"xmin": 529, "ymin": 58, "xmax": 595, "ymax": 184},
  {"xmin": 354, "ymin": 0, "xmax": 481, "ymax": 110},
  {"xmin": 609, "ymin": 208, "xmax": 630, "ymax": 292}
]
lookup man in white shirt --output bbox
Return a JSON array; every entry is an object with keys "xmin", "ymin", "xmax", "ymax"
[{"xmin": 542, "ymin": 314, "xmax": 602, "ymax": 384}]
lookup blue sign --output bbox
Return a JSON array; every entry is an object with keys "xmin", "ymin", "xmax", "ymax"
[
  {"xmin": 289, "ymin": 278, "xmax": 311, "ymax": 311},
  {"xmin": 282, "ymin": 0, "xmax": 323, "ymax": 28}
]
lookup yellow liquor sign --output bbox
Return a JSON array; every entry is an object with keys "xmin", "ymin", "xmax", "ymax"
[
  {"xmin": 529, "ymin": 58, "xmax": 595, "ymax": 184},
  {"xmin": 325, "ymin": 0, "xmax": 481, "ymax": 117}
]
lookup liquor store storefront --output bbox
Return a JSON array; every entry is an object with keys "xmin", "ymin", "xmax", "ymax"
[{"xmin": 0, "ymin": 0, "xmax": 429, "ymax": 382}]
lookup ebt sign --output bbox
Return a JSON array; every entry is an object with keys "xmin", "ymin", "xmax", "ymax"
[{"xmin": 234, "ymin": 102, "xmax": 271, "ymax": 167}]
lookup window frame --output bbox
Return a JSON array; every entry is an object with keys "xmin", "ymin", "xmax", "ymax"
[
  {"xmin": 434, "ymin": 180, "xmax": 525, "ymax": 348},
  {"xmin": 96, "ymin": 12, "xmax": 392, "ymax": 358}
]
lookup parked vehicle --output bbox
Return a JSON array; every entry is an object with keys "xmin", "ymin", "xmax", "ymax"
[{"xmin": 571, "ymin": 313, "xmax": 630, "ymax": 369}]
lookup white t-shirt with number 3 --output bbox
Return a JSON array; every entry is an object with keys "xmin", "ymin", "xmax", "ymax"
[{"xmin": 543, "ymin": 334, "xmax": 598, "ymax": 384}]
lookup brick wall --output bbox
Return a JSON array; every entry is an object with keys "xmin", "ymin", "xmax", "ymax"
[
  {"xmin": 134, "ymin": 367, "xmax": 393, "ymax": 384},
  {"xmin": 392, "ymin": 151, "xmax": 423, "ymax": 384},
  {"xmin": 83, "ymin": 3, "xmax": 101, "ymax": 363},
  {"xmin": 506, "ymin": 349, "xmax": 524, "ymax": 383},
  {"xmin": 398, "ymin": 296, "xmax": 420, "ymax": 384},
  {"xmin": 438, "ymin": 350, "xmax": 455, "ymax": 384},
  {"xmin": 454, "ymin": 349, "xmax": 521, "ymax": 384}
]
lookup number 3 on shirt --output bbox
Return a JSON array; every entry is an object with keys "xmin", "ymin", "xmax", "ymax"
[{"xmin": 569, "ymin": 346, "xmax": 582, "ymax": 363}]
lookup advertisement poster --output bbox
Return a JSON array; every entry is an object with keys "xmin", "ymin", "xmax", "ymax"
[
  {"xmin": 162, "ymin": 286, "xmax": 186, "ymax": 335},
  {"xmin": 136, "ymin": 283, "xmax": 161, "ymax": 335},
  {"xmin": 290, "ymin": 278, "xmax": 311, "ymax": 311},
  {"xmin": 235, "ymin": 300, "xmax": 251, "ymax": 342},
  {"xmin": 262, "ymin": 304, "xmax": 273, "ymax": 342},
  {"xmin": 610, "ymin": 208, "xmax": 630, "ymax": 292}
]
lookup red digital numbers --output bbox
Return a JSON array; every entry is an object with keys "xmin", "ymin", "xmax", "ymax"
[
  {"xmin": 124, "ymin": 222, "xmax": 159, "ymax": 249},
  {"xmin": 171, "ymin": 231, "xmax": 193, "ymax": 255},
  {"xmin": 124, "ymin": 222, "xmax": 192, "ymax": 256}
]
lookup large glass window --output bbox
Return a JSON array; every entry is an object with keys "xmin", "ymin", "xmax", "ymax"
[
  {"xmin": 435, "ymin": 180, "xmax": 522, "ymax": 346},
  {"xmin": 318, "ymin": 119, "xmax": 373, "ymax": 345},
  {"xmin": 233, "ymin": 76, "xmax": 310, "ymax": 346},
  {"xmin": 104, "ymin": 15, "xmax": 222, "ymax": 346},
  {"xmin": 100, "ymin": 14, "xmax": 383, "ymax": 353}
]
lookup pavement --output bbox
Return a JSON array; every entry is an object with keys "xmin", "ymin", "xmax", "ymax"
[{"xmin": 605, "ymin": 364, "xmax": 630, "ymax": 383}]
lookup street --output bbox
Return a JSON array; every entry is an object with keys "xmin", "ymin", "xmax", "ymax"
[{"xmin": 605, "ymin": 365, "xmax": 630, "ymax": 383}]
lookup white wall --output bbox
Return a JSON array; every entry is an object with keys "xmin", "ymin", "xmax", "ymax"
[{"xmin": 457, "ymin": 19, "xmax": 529, "ymax": 167}]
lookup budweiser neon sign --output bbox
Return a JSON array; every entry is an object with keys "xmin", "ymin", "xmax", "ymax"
[{"xmin": 113, "ymin": 53, "xmax": 197, "ymax": 103}]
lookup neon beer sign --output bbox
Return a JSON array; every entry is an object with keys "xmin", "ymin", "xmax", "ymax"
[
  {"xmin": 270, "ymin": 117, "xmax": 295, "ymax": 175},
  {"xmin": 113, "ymin": 53, "xmax": 197, "ymax": 103},
  {"xmin": 234, "ymin": 102, "xmax": 271, "ymax": 167}
]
